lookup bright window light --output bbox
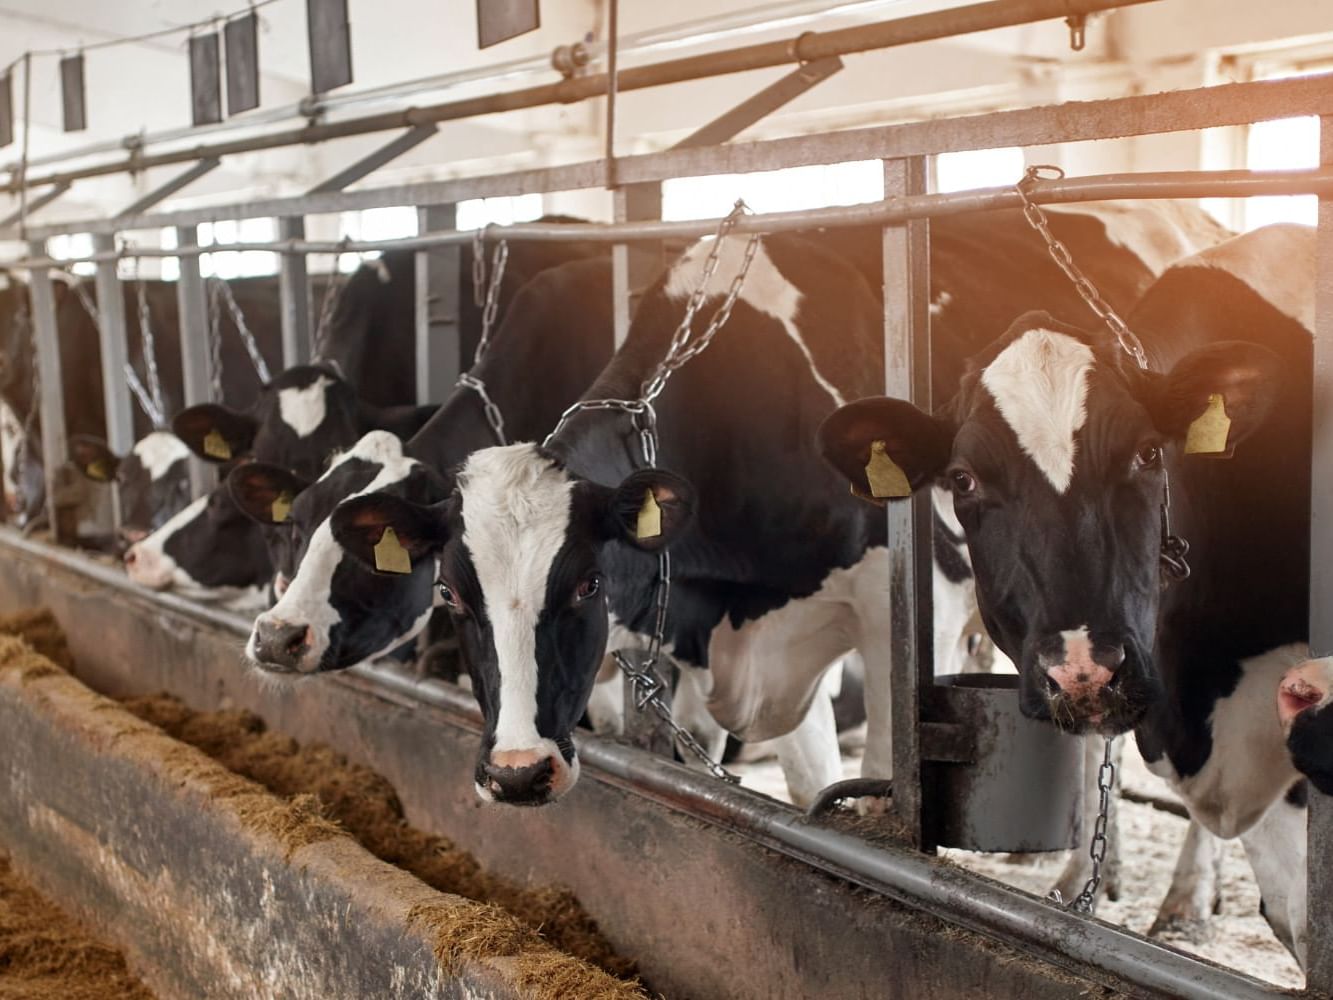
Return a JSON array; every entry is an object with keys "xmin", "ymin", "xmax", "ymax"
[
  {"xmin": 457, "ymin": 193, "xmax": 544, "ymax": 230},
  {"xmin": 160, "ymin": 218, "xmax": 280, "ymax": 281},
  {"xmin": 47, "ymin": 233, "xmax": 95, "ymax": 276},
  {"xmin": 1243, "ymin": 115, "xmax": 1318, "ymax": 230},
  {"xmin": 662, "ymin": 161, "xmax": 883, "ymax": 221},
  {"xmin": 334, "ymin": 206, "xmax": 420, "ymax": 272},
  {"xmin": 934, "ymin": 147, "xmax": 1025, "ymax": 193}
]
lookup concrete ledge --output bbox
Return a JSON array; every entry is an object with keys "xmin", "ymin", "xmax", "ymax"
[{"xmin": 0, "ymin": 636, "xmax": 632, "ymax": 1000}]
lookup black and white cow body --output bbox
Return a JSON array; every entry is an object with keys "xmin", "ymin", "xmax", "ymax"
[
  {"xmin": 820, "ymin": 223, "xmax": 1315, "ymax": 961},
  {"xmin": 240, "ymin": 257, "xmax": 615, "ymax": 673},
  {"xmin": 124, "ymin": 363, "xmax": 435, "ymax": 607}
]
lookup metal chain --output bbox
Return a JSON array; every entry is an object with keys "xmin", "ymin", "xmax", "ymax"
[
  {"xmin": 133, "ymin": 268, "xmax": 167, "ymax": 426},
  {"xmin": 209, "ymin": 275, "xmax": 272, "ymax": 383},
  {"xmin": 206, "ymin": 276, "xmax": 226, "ymax": 399},
  {"xmin": 539, "ymin": 201, "xmax": 759, "ymax": 781},
  {"xmin": 1051, "ymin": 737, "xmax": 1117, "ymax": 914},
  {"xmin": 1015, "ymin": 164, "xmax": 1190, "ymax": 588},
  {"xmin": 454, "ymin": 234, "xmax": 511, "ymax": 444},
  {"xmin": 312, "ymin": 240, "xmax": 352, "ymax": 361},
  {"xmin": 1015, "ymin": 165, "xmax": 1149, "ymax": 372},
  {"xmin": 73, "ymin": 274, "xmax": 165, "ymax": 428}
]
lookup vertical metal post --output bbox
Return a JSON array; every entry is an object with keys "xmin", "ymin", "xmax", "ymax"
[
  {"xmin": 611, "ymin": 185, "xmax": 664, "ymax": 349},
  {"xmin": 278, "ymin": 216, "xmax": 312, "ymax": 366},
  {"xmin": 174, "ymin": 225, "xmax": 216, "ymax": 498},
  {"xmin": 1306, "ymin": 113, "xmax": 1333, "ymax": 993},
  {"xmin": 92, "ymin": 233, "xmax": 132, "ymax": 529},
  {"xmin": 27, "ymin": 243, "xmax": 68, "ymax": 541},
  {"xmin": 415, "ymin": 204, "xmax": 461, "ymax": 403},
  {"xmin": 882, "ymin": 156, "xmax": 934, "ymax": 851}
]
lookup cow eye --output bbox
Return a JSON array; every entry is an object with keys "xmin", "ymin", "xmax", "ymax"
[
  {"xmin": 438, "ymin": 580, "xmax": 463, "ymax": 612},
  {"xmin": 949, "ymin": 469, "xmax": 977, "ymax": 495},
  {"xmin": 1133, "ymin": 444, "xmax": 1162, "ymax": 471},
  {"xmin": 575, "ymin": 574, "xmax": 601, "ymax": 603}
]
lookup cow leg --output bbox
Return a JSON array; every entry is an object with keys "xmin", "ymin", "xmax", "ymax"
[
  {"xmin": 770, "ymin": 669, "xmax": 842, "ymax": 808},
  {"xmin": 1148, "ymin": 819, "xmax": 1223, "ymax": 941},
  {"xmin": 673, "ymin": 665, "xmax": 729, "ymax": 767},
  {"xmin": 1239, "ymin": 791, "xmax": 1308, "ymax": 967},
  {"xmin": 1048, "ymin": 736, "xmax": 1123, "ymax": 908}
]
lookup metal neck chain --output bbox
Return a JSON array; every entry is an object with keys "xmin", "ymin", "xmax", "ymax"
[
  {"xmin": 72, "ymin": 276, "xmax": 165, "ymax": 429},
  {"xmin": 312, "ymin": 241, "xmax": 352, "ymax": 361},
  {"xmin": 134, "ymin": 271, "xmax": 167, "ymax": 427},
  {"xmin": 206, "ymin": 275, "xmax": 226, "ymax": 399},
  {"xmin": 1052, "ymin": 737, "xmax": 1117, "ymax": 915},
  {"xmin": 209, "ymin": 276, "xmax": 272, "ymax": 383},
  {"xmin": 1015, "ymin": 165, "xmax": 1190, "ymax": 587},
  {"xmin": 455, "ymin": 234, "xmax": 510, "ymax": 445},
  {"xmin": 540, "ymin": 201, "xmax": 758, "ymax": 783}
]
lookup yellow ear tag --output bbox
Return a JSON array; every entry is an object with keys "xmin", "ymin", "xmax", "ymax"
[
  {"xmin": 865, "ymin": 440, "xmax": 911, "ymax": 498},
  {"xmin": 86, "ymin": 459, "xmax": 109, "ymax": 482},
  {"xmin": 1184, "ymin": 393, "xmax": 1231, "ymax": 456},
  {"xmin": 203, "ymin": 428, "xmax": 232, "ymax": 461},
  {"xmin": 373, "ymin": 526, "xmax": 412, "ymax": 575},
  {"xmin": 270, "ymin": 491, "xmax": 293, "ymax": 524},
  {"xmin": 635, "ymin": 489, "xmax": 662, "ymax": 540}
]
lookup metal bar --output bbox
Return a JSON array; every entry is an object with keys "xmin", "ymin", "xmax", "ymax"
[
  {"xmin": 881, "ymin": 156, "xmax": 933, "ymax": 850},
  {"xmin": 414, "ymin": 203, "xmax": 460, "ymax": 404},
  {"xmin": 173, "ymin": 225, "xmax": 216, "ymax": 499},
  {"xmin": 676, "ymin": 55, "xmax": 844, "ymax": 148},
  {"xmin": 0, "ymin": 0, "xmax": 1161, "ymax": 198},
  {"xmin": 17, "ymin": 71, "xmax": 1333, "ymax": 241},
  {"xmin": 278, "ymin": 217, "xmax": 312, "ymax": 367},
  {"xmin": 306, "ymin": 125, "xmax": 438, "ymax": 195},
  {"xmin": 26, "ymin": 248, "xmax": 67, "ymax": 540},
  {"xmin": 92, "ymin": 233, "xmax": 132, "ymax": 530},
  {"xmin": 1306, "ymin": 112, "xmax": 1333, "ymax": 994},
  {"xmin": 10, "ymin": 167, "xmax": 1333, "ymax": 269},
  {"xmin": 115, "ymin": 158, "xmax": 221, "ymax": 219},
  {"xmin": 0, "ymin": 181, "xmax": 69, "ymax": 229}
]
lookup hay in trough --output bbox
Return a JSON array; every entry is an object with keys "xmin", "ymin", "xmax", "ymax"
[
  {"xmin": 123, "ymin": 692, "xmax": 644, "ymax": 990},
  {"xmin": 0, "ymin": 608, "xmax": 73, "ymax": 673},
  {"xmin": 0, "ymin": 852, "xmax": 156, "ymax": 1000}
]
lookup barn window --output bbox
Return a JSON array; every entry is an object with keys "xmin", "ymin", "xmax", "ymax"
[
  {"xmin": 47, "ymin": 232, "xmax": 96, "ymax": 277},
  {"xmin": 934, "ymin": 147, "xmax": 1026, "ymax": 193},
  {"xmin": 160, "ymin": 218, "xmax": 280, "ymax": 281},
  {"xmin": 661, "ymin": 160, "xmax": 884, "ymax": 221}
]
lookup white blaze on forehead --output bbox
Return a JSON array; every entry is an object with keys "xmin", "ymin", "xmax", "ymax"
[
  {"xmin": 1189, "ymin": 223, "xmax": 1315, "ymax": 332},
  {"xmin": 981, "ymin": 328, "xmax": 1094, "ymax": 494},
  {"xmin": 251, "ymin": 430, "xmax": 421, "ymax": 669},
  {"xmin": 277, "ymin": 375, "xmax": 333, "ymax": 438},
  {"xmin": 664, "ymin": 235, "xmax": 845, "ymax": 406},
  {"xmin": 458, "ymin": 443, "xmax": 574, "ymax": 752},
  {"xmin": 131, "ymin": 431, "xmax": 190, "ymax": 481}
]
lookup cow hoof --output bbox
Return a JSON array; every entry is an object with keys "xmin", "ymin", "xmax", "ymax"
[{"xmin": 807, "ymin": 778, "xmax": 893, "ymax": 817}]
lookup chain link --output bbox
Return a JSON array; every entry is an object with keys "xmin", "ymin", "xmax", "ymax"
[
  {"xmin": 206, "ymin": 275, "xmax": 226, "ymax": 399},
  {"xmin": 1015, "ymin": 166, "xmax": 1149, "ymax": 372},
  {"xmin": 312, "ymin": 241, "xmax": 352, "ymax": 361},
  {"xmin": 540, "ymin": 201, "xmax": 758, "ymax": 781},
  {"xmin": 72, "ymin": 275, "xmax": 165, "ymax": 428},
  {"xmin": 1051, "ymin": 737, "xmax": 1117, "ymax": 914},
  {"xmin": 209, "ymin": 276, "xmax": 272, "ymax": 384},
  {"xmin": 454, "ymin": 234, "xmax": 511, "ymax": 444},
  {"xmin": 134, "ymin": 268, "xmax": 167, "ymax": 426}
]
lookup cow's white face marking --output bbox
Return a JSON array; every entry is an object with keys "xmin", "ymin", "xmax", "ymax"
[
  {"xmin": 126, "ymin": 494, "xmax": 206, "ymax": 590},
  {"xmin": 1191, "ymin": 223, "xmax": 1315, "ymax": 332},
  {"xmin": 664, "ymin": 236, "xmax": 845, "ymax": 406},
  {"xmin": 458, "ymin": 443, "xmax": 574, "ymax": 753},
  {"xmin": 278, "ymin": 375, "xmax": 333, "ymax": 439},
  {"xmin": 980, "ymin": 328, "xmax": 1094, "ymax": 494},
  {"xmin": 250, "ymin": 430, "xmax": 420, "ymax": 670},
  {"xmin": 131, "ymin": 431, "xmax": 190, "ymax": 482}
]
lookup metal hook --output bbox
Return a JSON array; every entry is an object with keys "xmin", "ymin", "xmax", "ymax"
[{"xmin": 1065, "ymin": 14, "xmax": 1087, "ymax": 52}]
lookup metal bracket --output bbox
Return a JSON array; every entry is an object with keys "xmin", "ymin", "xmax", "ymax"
[
  {"xmin": 306, "ymin": 125, "xmax": 438, "ymax": 195},
  {"xmin": 675, "ymin": 55, "xmax": 844, "ymax": 149},
  {"xmin": 0, "ymin": 182, "xmax": 72, "ymax": 230},
  {"xmin": 115, "ymin": 158, "xmax": 221, "ymax": 219}
]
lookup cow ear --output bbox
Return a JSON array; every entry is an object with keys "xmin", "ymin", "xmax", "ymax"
[
  {"xmin": 818, "ymin": 397, "xmax": 955, "ymax": 504},
  {"xmin": 173, "ymin": 404, "xmax": 257, "ymax": 463},
  {"xmin": 606, "ymin": 469, "xmax": 695, "ymax": 552},
  {"xmin": 330, "ymin": 493, "xmax": 449, "ymax": 575},
  {"xmin": 68, "ymin": 435, "xmax": 120, "ymax": 483},
  {"xmin": 228, "ymin": 463, "xmax": 311, "ymax": 527},
  {"xmin": 1147, "ymin": 342, "xmax": 1284, "ymax": 458}
]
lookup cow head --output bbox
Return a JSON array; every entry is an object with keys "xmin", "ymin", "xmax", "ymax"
[
  {"xmin": 70, "ymin": 432, "xmax": 191, "ymax": 544},
  {"xmin": 330, "ymin": 443, "xmax": 695, "ymax": 806},
  {"xmin": 820, "ymin": 312, "xmax": 1281, "ymax": 735},
  {"xmin": 1279, "ymin": 658, "xmax": 1333, "ymax": 797},
  {"xmin": 235, "ymin": 432, "xmax": 448, "ymax": 673}
]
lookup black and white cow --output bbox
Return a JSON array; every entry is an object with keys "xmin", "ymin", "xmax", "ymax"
[
  {"xmin": 1280, "ymin": 657, "xmax": 1333, "ymax": 796},
  {"xmin": 123, "ymin": 363, "xmax": 435, "ymax": 606},
  {"xmin": 235, "ymin": 257, "xmax": 615, "ymax": 672},
  {"xmin": 67, "ymin": 432, "xmax": 192, "ymax": 542},
  {"xmin": 820, "ymin": 222, "xmax": 1315, "ymax": 962}
]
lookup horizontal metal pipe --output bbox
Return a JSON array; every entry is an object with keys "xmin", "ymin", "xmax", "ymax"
[
  {"xmin": 1, "ymin": 0, "xmax": 1156, "ymax": 195},
  {"xmin": 11, "ymin": 167, "xmax": 1333, "ymax": 269},
  {"xmin": 357, "ymin": 661, "xmax": 1275, "ymax": 1000}
]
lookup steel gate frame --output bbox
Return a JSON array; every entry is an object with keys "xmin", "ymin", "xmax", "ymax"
[{"xmin": 0, "ymin": 7, "xmax": 1331, "ymax": 993}]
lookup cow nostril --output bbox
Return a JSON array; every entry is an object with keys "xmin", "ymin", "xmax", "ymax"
[
  {"xmin": 124, "ymin": 549, "xmax": 137, "ymax": 568},
  {"xmin": 1045, "ymin": 673, "xmax": 1062, "ymax": 696},
  {"xmin": 285, "ymin": 628, "xmax": 308, "ymax": 659}
]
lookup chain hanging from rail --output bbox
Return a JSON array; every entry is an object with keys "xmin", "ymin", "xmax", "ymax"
[
  {"xmin": 455, "ymin": 228, "xmax": 511, "ymax": 445},
  {"xmin": 543, "ymin": 200, "xmax": 759, "ymax": 783},
  {"xmin": 208, "ymin": 275, "xmax": 272, "ymax": 384},
  {"xmin": 311, "ymin": 239, "xmax": 353, "ymax": 362},
  {"xmin": 69, "ymin": 270, "xmax": 165, "ymax": 430},
  {"xmin": 132, "ymin": 262, "xmax": 167, "ymax": 428},
  {"xmin": 1050, "ymin": 737, "xmax": 1117, "ymax": 915}
]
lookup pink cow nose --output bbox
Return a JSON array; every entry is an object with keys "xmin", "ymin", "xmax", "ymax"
[
  {"xmin": 1278, "ymin": 661, "xmax": 1330, "ymax": 729},
  {"xmin": 1040, "ymin": 631, "xmax": 1124, "ymax": 700}
]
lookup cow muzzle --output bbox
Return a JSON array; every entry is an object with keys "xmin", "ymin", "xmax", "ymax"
[
  {"xmin": 1036, "ymin": 630, "xmax": 1127, "ymax": 730},
  {"xmin": 124, "ymin": 542, "xmax": 176, "ymax": 590},
  {"xmin": 475, "ymin": 742, "xmax": 578, "ymax": 806},
  {"xmin": 1279, "ymin": 659, "xmax": 1332, "ymax": 731},
  {"xmin": 249, "ymin": 617, "xmax": 315, "ymax": 673}
]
